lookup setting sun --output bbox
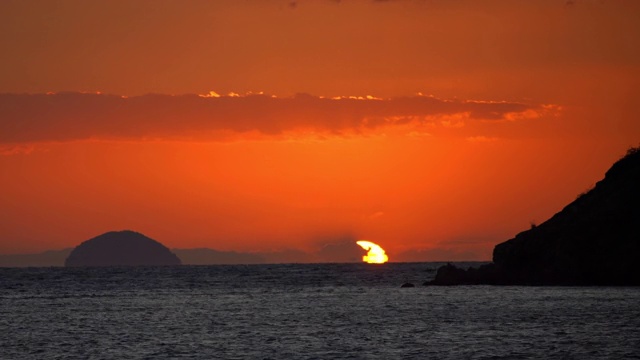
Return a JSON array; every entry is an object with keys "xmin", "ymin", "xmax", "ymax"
[{"xmin": 356, "ymin": 241, "xmax": 389, "ymax": 264}]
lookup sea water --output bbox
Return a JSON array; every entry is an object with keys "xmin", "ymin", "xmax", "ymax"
[{"xmin": 1, "ymin": 263, "xmax": 639, "ymax": 359}]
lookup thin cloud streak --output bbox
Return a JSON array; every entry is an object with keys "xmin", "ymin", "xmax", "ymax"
[{"xmin": 0, "ymin": 92, "xmax": 552, "ymax": 144}]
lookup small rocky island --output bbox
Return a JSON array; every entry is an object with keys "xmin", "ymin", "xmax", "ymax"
[
  {"xmin": 65, "ymin": 230, "xmax": 181, "ymax": 267},
  {"xmin": 426, "ymin": 147, "xmax": 640, "ymax": 286}
]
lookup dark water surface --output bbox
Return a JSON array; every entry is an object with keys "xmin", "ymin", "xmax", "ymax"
[{"xmin": 1, "ymin": 263, "xmax": 639, "ymax": 359}]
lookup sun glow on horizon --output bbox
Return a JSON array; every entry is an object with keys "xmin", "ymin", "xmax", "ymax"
[{"xmin": 356, "ymin": 240, "xmax": 389, "ymax": 264}]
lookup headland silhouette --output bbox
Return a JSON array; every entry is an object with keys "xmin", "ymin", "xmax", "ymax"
[{"xmin": 425, "ymin": 147, "xmax": 640, "ymax": 286}]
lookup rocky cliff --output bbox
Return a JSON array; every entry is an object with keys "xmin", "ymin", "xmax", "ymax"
[{"xmin": 427, "ymin": 147, "xmax": 640, "ymax": 286}]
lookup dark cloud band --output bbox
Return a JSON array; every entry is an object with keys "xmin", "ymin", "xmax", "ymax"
[{"xmin": 0, "ymin": 92, "xmax": 541, "ymax": 143}]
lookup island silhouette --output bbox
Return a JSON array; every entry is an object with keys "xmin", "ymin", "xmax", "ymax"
[
  {"xmin": 65, "ymin": 230, "xmax": 181, "ymax": 267},
  {"xmin": 426, "ymin": 146, "xmax": 640, "ymax": 286}
]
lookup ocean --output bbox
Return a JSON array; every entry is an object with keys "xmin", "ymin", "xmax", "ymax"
[{"xmin": 1, "ymin": 263, "xmax": 639, "ymax": 359}]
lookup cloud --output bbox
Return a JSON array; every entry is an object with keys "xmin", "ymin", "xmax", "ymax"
[
  {"xmin": 0, "ymin": 92, "xmax": 550, "ymax": 144},
  {"xmin": 466, "ymin": 136, "xmax": 498, "ymax": 143},
  {"xmin": 367, "ymin": 211, "xmax": 385, "ymax": 220},
  {"xmin": 0, "ymin": 144, "xmax": 37, "ymax": 156}
]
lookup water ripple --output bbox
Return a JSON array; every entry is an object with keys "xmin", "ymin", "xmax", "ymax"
[{"xmin": 1, "ymin": 264, "xmax": 639, "ymax": 359}]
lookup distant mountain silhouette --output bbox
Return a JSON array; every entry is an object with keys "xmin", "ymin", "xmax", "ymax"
[
  {"xmin": 426, "ymin": 147, "xmax": 640, "ymax": 286},
  {"xmin": 173, "ymin": 248, "xmax": 265, "ymax": 265},
  {"xmin": 0, "ymin": 248, "xmax": 72, "ymax": 267},
  {"xmin": 169, "ymin": 248, "xmax": 313, "ymax": 264},
  {"xmin": 65, "ymin": 230, "xmax": 181, "ymax": 267},
  {"xmin": 3, "ymin": 244, "xmax": 358, "ymax": 267}
]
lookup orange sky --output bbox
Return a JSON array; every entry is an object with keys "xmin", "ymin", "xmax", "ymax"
[{"xmin": 1, "ymin": 0, "xmax": 639, "ymax": 261}]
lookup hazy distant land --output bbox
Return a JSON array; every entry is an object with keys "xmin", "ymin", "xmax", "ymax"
[
  {"xmin": 0, "ymin": 249, "xmax": 359, "ymax": 267},
  {"xmin": 0, "ymin": 248, "xmax": 262, "ymax": 268},
  {"xmin": 0, "ymin": 246, "xmax": 483, "ymax": 267},
  {"xmin": 0, "ymin": 249, "xmax": 73, "ymax": 268},
  {"xmin": 0, "ymin": 232, "xmax": 483, "ymax": 267},
  {"xmin": 0, "ymin": 247, "xmax": 359, "ymax": 267}
]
